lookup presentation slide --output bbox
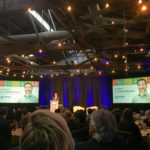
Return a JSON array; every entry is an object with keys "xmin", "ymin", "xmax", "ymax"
[
  {"xmin": 0, "ymin": 80, "xmax": 39, "ymax": 103},
  {"xmin": 113, "ymin": 77, "xmax": 150, "ymax": 103}
]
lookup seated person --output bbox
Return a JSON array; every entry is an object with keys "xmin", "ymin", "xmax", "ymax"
[
  {"xmin": 144, "ymin": 109, "xmax": 150, "ymax": 127},
  {"xmin": 76, "ymin": 109, "xmax": 121, "ymax": 150},
  {"xmin": 0, "ymin": 107, "xmax": 11, "ymax": 150},
  {"xmin": 19, "ymin": 110, "xmax": 74, "ymax": 150}
]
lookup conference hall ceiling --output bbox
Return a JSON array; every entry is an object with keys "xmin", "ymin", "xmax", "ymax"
[{"xmin": 0, "ymin": 0, "xmax": 150, "ymax": 78}]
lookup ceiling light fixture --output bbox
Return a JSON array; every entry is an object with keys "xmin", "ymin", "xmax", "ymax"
[{"xmin": 28, "ymin": 8, "xmax": 50, "ymax": 31}]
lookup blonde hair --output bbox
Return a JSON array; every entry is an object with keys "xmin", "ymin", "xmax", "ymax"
[{"xmin": 20, "ymin": 110, "xmax": 74, "ymax": 150}]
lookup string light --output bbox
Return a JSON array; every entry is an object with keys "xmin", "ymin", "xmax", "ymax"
[
  {"xmin": 28, "ymin": 8, "xmax": 31, "ymax": 13},
  {"xmin": 114, "ymin": 54, "xmax": 118, "ymax": 58},
  {"xmin": 112, "ymin": 70, "xmax": 115, "ymax": 74},
  {"xmin": 13, "ymin": 74, "xmax": 16, "ymax": 77},
  {"xmin": 98, "ymin": 71, "xmax": 102, "ymax": 75},
  {"xmin": 6, "ymin": 58, "xmax": 10, "ymax": 61},
  {"xmin": 76, "ymin": 69, "xmax": 80, "ymax": 73},
  {"xmin": 137, "ymin": 65, "xmax": 141, "ymax": 69},
  {"xmin": 140, "ymin": 5, "xmax": 148, "ymax": 12},
  {"xmin": 7, "ymin": 69, "xmax": 10, "ymax": 72},
  {"xmin": 105, "ymin": 3, "xmax": 109, "ymax": 8},
  {"xmin": 7, "ymin": 60, "xmax": 11, "ymax": 63},
  {"xmin": 90, "ymin": 66, "xmax": 94, "ymax": 69},
  {"xmin": 22, "ymin": 74, "xmax": 25, "ymax": 78},
  {"xmin": 38, "ymin": 49, "xmax": 43, "ymax": 53},
  {"xmin": 40, "ymin": 75, "xmax": 43, "ymax": 78},
  {"xmin": 138, "ymin": 0, "xmax": 142, "ymax": 4},
  {"xmin": 51, "ymin": 74, "xmax": 54, "ymax": 78},
  {"xmin": 140, "ymin": 48, "xmax": 144, "ymax": 52},
  {"xmin": 94, "ymin": 57, "xmax": 98, "ymax": 62},
  {"xmin": 70, "ymin": 73, "xmax": 74, "ymax": 76},
  {"xmin": 84, "ymin": 73, "xmax": 87, "ymax": 76},
  {"xmin": 23, "ymin": 71, "xmax": 26, "ymax": 74},
  {"xmin": 106, "ymin": 61, "xmax": 109, "ymax": 65},
  {"xmin": 52, "ymin": 61, "xmax": 56, "ymax": 65},
  {"xmin": 74, "ymin": 60, "xmax": 77, "ymax": 64},
  {"xmin": 56, "ymin": 73, "xmax": 59, "ymax": 76},
  {"xmin": 58, "ymin": 42, "xmax": 62, "ymax": 47},
  {"xmin": 67, "ymin": 6, "xmax": 72, "ymax": 12},
  {"xmin": 30, "ymin": 75, "xmax": 33, "ymax": 78},
  {"xmin": 122, "ymin": 55, "xmax": 126, "ymax": 59},
  {"xmin": 21, "ymin": 54, "xmax": 25, "ymax": 58},
  {"xmin": 0, "ymin": 71, "xmax": 3, "ymax": 74},
  {"xmin": 30, "ymin": 61, "xmax": 34, "ymax": 65},
  {"xmin": 125, "ymin": 68, "xmax": 128, "ymax": 72},
  {"xmin": 111, "ymin": 21, "xmax": 115, "ymax": 24},
  {"xmin": 6, "ymin": 72, "xmax": 9, "ymax": 75}
]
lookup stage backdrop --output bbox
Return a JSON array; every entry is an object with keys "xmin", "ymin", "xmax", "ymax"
[{"xmin": 39, "ymin": 76, "xmax": 112, "ymax": 108}]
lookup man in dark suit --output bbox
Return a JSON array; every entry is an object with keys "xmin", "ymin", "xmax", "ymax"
[{"xmin": 0, "ymin": 107, "xmax": 11, "ymax": 150}]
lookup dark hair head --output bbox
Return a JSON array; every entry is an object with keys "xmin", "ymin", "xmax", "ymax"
[
  {"xmin": 0, "ymin": 106, "xmax": 8, "ymax": 116},
  {"xmin": 122, "ymin": 108, "xmax": 133, "ymax": 122},
  {"xmin": 24, "ymin": 83, "xmax": 33, "ymax": 87},
  {"xmin": 137, "ymin": 79, "xmax": 147, "ymax": 85}
]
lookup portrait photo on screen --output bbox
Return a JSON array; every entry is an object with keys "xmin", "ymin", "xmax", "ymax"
[
  {"xmin": 0, "ymin": 80, "xmax": 39, "ymax": 103},
  {"xmin": 113, "ymin": 77, "xmax": 150, "ymax": 103}
]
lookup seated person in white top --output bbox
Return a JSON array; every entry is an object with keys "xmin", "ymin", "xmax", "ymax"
[
  {"xmin": 18, "ymin": 83, "xmax": 38, "ymax": 103},
  {"xmin": 132, "ymin": 79, "xmax": 150, "ymax": 103}
]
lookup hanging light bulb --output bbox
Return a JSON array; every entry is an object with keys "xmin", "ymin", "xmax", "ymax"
[
  {"xmin": 111, "ymin": 21, "xmax": 115, "ymax": 24},
  {"xmin": 21, "ymin": 54, "xmax": 25, "ymax": 58},
  {"xmin": 70, "ymin": 73, "xmax": 74, "ymax": 76},
  {"xmin": 138, "ymin": 0, "xmax": 142, "ymax": 4},
  {"xmin": 67, "ymin": 6, "xmax": 72, "ymax": 12},
  {"xmin": 13, "ymin": 73, "xmax": 16, "ymax": 77},
  {"xmin": 84, "ymin": 73, "xmax": 87, "ymax": 76},
  {"xmin": 38, "ymin": 49, "xmax": 43, "ymax": 53},
  {"xmin": 98, "ymin": 71, "xmax": 102, "ymax": 75},
  {"xmin": 137, "ymin": 65, "xmax": 141, "ymax": 69},
  {"xmin": 30, "ymin": 75, "xmax": 33, "ymax": 78},
  {"xmin": 52, "ymin": 61, "xmax": 56, "ymax": 65},
  {"xmin": 40, "ymin": 75, "xmax": 43, "ymax": 78},
  {"xmin": 90, "ymin": 66, "xmax": 94, "ymax": 69},
  {"xmin": 140, "ymin": 5, "xmax": 148, "ymax": 12},
  {"xmin": 105, "ymin": 3, "xmax": 109, "ymax": 8},
  {"xmin": 112, "ymin": 70, "xmax": 115, "ymax": 74},
  {"xmin": 58, "ymin": 42, "xmax": 62, "ymax": 47},
  {"xmin": 114, "ymin": 54, "xmax": 118, "ymax": 58}
]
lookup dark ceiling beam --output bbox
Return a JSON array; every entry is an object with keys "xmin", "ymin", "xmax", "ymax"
[
  {"xmin": 0, "ymin": 0, "xmax": 63, "ymax": 12},
  {"xmin": 5, "ymin": 61, "xmax": 143, "ymax": 71}
]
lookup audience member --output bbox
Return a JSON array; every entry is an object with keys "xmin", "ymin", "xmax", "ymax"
[
  {"xmin": 0, "ymin": 106, "xmax": 11, "ymax": 150},
  {"xmin": 76, "ymin": 109, "xmax": 120, "ymax": 150},
  {"xmin": 143, "ymin": 109, "xmax": 150, "ymax": 127},
  {"xmin": 118, "ymin": 108, "xmax": 143, "ymax": 150},
  {"xmin": 20, "ymin": 110, "xmax": 74, "ymax": 150}
]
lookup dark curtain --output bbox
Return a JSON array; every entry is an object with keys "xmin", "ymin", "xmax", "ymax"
[{"xmin": 39, "ymin": 76, "xmax": 112, "ymax": 108}]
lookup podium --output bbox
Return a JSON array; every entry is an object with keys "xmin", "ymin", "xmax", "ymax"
[{"xmin": 50, "ymin": 100, "xmax": 58, "ymax": 112}]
